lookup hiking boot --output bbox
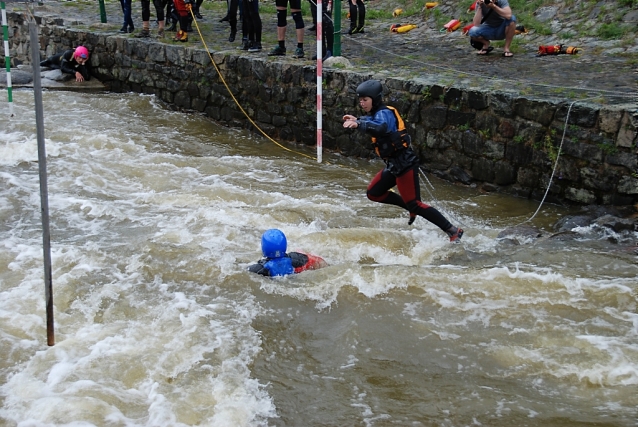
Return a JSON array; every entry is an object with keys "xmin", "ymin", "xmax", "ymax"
[
  {"xmin": 135, "ymin": 28, "xmax": 151, "ymax": 38},
  {"xmin": 268, "ymin": 46, "xmax": 286, "ymax": 56},
  {"xmin": 173, "ymin": 30, "xmax": 188, "ymax": 42},
  {"xmin": 229, "ymin": 30, "xmax": 236, "ymax": 42},
  {"xmin": 323, "ymin": 50, "xmax": 332, "ymax": 61},
  {"xmin": 247, "ymin": 42, "xmax": 262, "ymax": 52},
  {"xmin": 156, "ymin": 29, "xmax": 165, "ymax": 38},
  {"xmin": 292, "ymin": 47, "xmax": 305, "ymax": 58},
  {"xmin": 119, "ymin": 25, "xmax": 128, "ymax": 33},
  {"xmin": 446, "ymin": 227, "xmax": 464, "ymax": 243},
  {"xmin": 237, "ymin": 39, "xmax": 250, "ymax": 50}
]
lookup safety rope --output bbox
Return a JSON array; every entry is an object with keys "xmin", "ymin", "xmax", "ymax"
[{"xmin": 187, "ymin": 7, "xmax": 318, "ymax": 161}]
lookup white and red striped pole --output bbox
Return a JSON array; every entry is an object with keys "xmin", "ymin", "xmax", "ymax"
[{"xmin": 316, "ymin": 0, "xmax": 323, "ymax": 163}]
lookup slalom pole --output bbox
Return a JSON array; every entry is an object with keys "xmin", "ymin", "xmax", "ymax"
[
  {"xmin": 1, "ymin": 1, "xmax": 14, "ymax": 116},
  {"xmin": 316, "ymin": 0, "xmax": 323, "ymax": 163},
  {"xmin": 29, "ymin": 16, "xmax": 54, "ymax": 346}
]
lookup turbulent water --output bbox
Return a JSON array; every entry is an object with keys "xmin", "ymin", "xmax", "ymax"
[{"xmin": 1, "ymin": 90, "xmax": 637, "ymax": 427}]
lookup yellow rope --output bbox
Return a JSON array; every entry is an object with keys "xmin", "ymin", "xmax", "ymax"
[{"xmin": 187, "ymin": 7, "xmax": 318, "ymax": 161}]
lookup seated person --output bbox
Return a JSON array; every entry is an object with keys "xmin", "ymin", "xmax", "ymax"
[
  {"xmin": 40, "ymin": 46, "xmax": 91, "ymax": 82},
  {"xmin": 248, "ymin": 229, "xmax": 327, "ymax": 277}
]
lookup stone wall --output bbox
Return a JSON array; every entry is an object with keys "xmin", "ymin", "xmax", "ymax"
[{"xmin": 7, "ymin": 12, "xmax": 638, "ymax": 206}]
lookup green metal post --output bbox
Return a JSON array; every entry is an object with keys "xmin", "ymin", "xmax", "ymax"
[
  {"xmin": 333, "ymin": 0, "xmax": 341, "ymax": 56},
  {"xmin": 98, "ymin": 0, "xmax": 107, "ymax": 23}
]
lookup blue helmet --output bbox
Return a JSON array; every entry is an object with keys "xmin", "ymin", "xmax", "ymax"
[{"xmin": 261, "ymin": 229, "xmax": 287, "ymax": 259}]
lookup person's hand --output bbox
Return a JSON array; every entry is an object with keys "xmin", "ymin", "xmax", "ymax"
[
  {"xmin": 343, "ymin": 117, "xmax": 359, "ymax": 129},
  {"xmin": 75, "ymin": 71, "xmax": 84, "ymax": 82}
]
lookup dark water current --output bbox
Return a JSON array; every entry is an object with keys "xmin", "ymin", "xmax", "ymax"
[{"xmin": 0, "ymin": 90, "xmax": 636, "ymax": 426}]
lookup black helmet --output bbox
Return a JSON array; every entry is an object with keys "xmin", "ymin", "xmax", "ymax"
[{"xmin": 356, "ymin": 80, "xmax": 383, "ymax": 106}]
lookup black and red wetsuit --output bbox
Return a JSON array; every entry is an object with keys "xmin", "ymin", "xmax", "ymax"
[{"xmin": 40, "ymin": 50, "xmax": 90, "ymax": 81}]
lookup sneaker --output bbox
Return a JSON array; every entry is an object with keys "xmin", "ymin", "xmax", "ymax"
[
  {"xmin": 135, "ymin": 28, "xmax": 151, "ymax": 38},
  {"xmin": 347, "ymin": 27, "xmax": 357, "ymax": 35},
  {"xmin": 156, "ymin": 29, "xmax": 165, "ymax": 38},
  {"xmin": 447, "ymin": 227, "xmax": 464, "ymax": 243},
  {"xmin": 308, "ymin": 25, "xmax": 316, "ymax": 32},
  {"xmin": 237, "ymin": 39, "xmax": 250, "ymax": 50},
  {"xmin": 247, "ymin": 42, "xmax": 262, "ymax": 52},
  {"xmin": 322, "ymin": 50, "xmax": 332, "ymax": 61},
  {"xmin": 355, "ymin": 27, "xmax": 365, "ymax": 33},
  {"xmin": 268, "ymin": 46, "xmax": 286, "ymax": 56},
  {"xmin": 292, "ymin": 47, "xmax": 305, "ymax": 58},
  {"xmin": 119, "ymin": 26, "xmax": 128, "ymax": 33}
]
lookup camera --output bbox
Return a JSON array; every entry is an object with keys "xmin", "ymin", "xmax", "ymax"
[{"xmin": 484, "ymin": 0, "xmax": 492, "ymax": 4}]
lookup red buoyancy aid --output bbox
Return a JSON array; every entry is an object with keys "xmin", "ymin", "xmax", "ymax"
[{"xmin": 293, "ymin": 253, "xmax": 328, "ymax": 274}]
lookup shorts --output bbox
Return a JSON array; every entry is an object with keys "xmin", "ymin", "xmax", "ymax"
[
  {"xmin": 468, "ymin": 15, "xmax": 516, "ymax": 41},
  {"xmin": 276, "ymin": 0, "xmax": 301, "ymax": 9}
]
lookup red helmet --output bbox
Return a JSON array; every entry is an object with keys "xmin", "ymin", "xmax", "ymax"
[{"xmin": 74, "ymin": 46, "xmax": 89, "ymax": 59}]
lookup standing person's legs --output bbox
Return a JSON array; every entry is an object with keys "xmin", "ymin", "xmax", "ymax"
[
  {"xmin": 322, "ymin": 6, "xmax": 333, "ymax": 58},
  {"xmin": 355, "ymin": 0, "xmax": 365, "ymax": 32},
  {"xmin": 247, "ymin": 0, "xmax": 262, "ymax": 51},
  {"xmin": 269, "ymin": 0, "xmax": 289, "ymax": 55},
  {"xmin": 194, "ymin": 0, "xmax": 204, "ymax": 19},
  {"xmin": 152, "ymin": 0, "xmax": 166, "ymax": 37},
  {"xmin": 307, "ymin": 0, "xmax": 317, "ymax": 31},
  {"xmin": 228, "ymin": 0, "xmax": 239, "ymax": 41},
  {"xmin": 172, "ymin": 0, "xmax": 190, "ymax": 41},
  {"xmin": 348, "ymin": 0, "xmax": 357, "ymax": 34},
  {"xmin": 289, "ymin": 0, "xmax": 304, "ymax": 57},
  {"xmin": 135, "ymin": 0, "xmax": 153, "ymax": 37}
]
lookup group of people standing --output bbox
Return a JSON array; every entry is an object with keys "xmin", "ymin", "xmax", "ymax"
[{"xmin": 116, "ymin": 0, "xmax": 367, "ymax": 59}]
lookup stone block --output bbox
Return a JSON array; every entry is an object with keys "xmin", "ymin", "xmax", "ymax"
[
  {"xmin": 616, "ymin": 112, "xmax": 637, "ymax": 148},
  {"xmin": 599, "ymin": 108, "xmax": 622, "ymax": 134},
  {"xmin": 605, "ymin": 151, "xmax": 637, "ymax": 170},
  {"xmin": 461, "ymin": 131, "xmax": 484, "ymax": 156},
  {"xmin": 514, "ymin": 98, "xmax": 557, "ymax": 126},
  {"xmin": 421, "ymin": 106, "xmax": 447, "ymax": 129},
  {"xmin": 556, "ymin": 103, "xmax": 599, "ymax": 128},
  {"xmin": 447, "ymin": 110, "xmax": 475, "ymax": 127},
  {"xmin": 565, "ymin": 187, "xmax": 597, "ymax": 204},
  {"xmin": 489, "ymin": 92, "xmax": 515, "ymax": 117},
  {"xmin": 493, "ymin": 161, "xmax": 517, "ymax": 185},
  {"xmin": 174, "ymin": 90, "xmax": 191, "ymax": 109},
  {"xmin": 148, "ymin": 44, "xmax": 166, "ymax": 62},
  {"xmin": 467, "ymin": 90, "xmax": 489, "ymax": 110},
  {"xmin": 472, "ymin": 158, "xmax": 495, "ymax": 182}
]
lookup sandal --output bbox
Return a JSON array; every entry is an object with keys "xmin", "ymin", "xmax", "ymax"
[
  {"xmin": 477, "ymin": 46, "xmax": 494, "ymax": 55},
  {"xmin": 502, "ymin": 51, "xmax": 514, "ymax": 57}
]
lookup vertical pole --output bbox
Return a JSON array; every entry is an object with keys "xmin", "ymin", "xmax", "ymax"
[
  {"xmin": 333, "ymin": 0, "xmax": 340, "ymax": 56},
  {"xmin": 98, "ymin": 0, "xmax": 107, "ymax": 23},
  {"xmin": 316, "ymin": 0, "xmax": 322, "ymax": 163},
  {"xmin": 29, "ymin": 19, "xmax": 54, "ymax": 346},
  {"xmin": 1, "ymin": 1, "xmax": 14, "ymax": 116}
]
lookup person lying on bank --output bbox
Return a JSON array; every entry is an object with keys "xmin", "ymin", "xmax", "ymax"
[{"xmin": 40, "ymin": 46, "xmax": 91, "ymax": 82}]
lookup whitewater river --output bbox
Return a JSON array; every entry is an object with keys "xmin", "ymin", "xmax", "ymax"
[{"xmin": 1, "ymin": 90, "xmax": 637, "ymax": 427}]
